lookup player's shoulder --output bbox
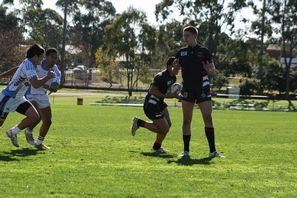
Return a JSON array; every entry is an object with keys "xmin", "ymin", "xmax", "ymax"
[
  {"xmin": 53, "ymin": 64, "xmax": 61, "ymax": 72},
  {"xmin": 177, "ymin": 46, "xmax": 188, "ymax": 53},
  {"xmin": 197, "ymin": 45, "xmax": 212, "ymax": 53},
  {"xmin": 20, "ymin": 58, "xmax": 34, "ymax": 69},
  {"xmin": 154, "ymin": 69, "xmax": 167, "ymax": 79}
]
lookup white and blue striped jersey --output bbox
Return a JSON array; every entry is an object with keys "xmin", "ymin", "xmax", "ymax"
[
  {"xmin": 27, "ymin": 61, "xmax": 61, "ymax": 95},
  {"xmin": 2, "ymin": 59, "xmax": 37, "ymax": 98}
]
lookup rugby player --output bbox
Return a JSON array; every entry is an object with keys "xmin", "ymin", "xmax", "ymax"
[
  {"xmin": 131, "ymin": 57, "xmax": 180, "ymax": 152},
  {"xmin": 25, "ymin": 48, "xmax": 61, "ymax": 150},
  {"xmin": 175, "ymin": 26, "xmax": 223, "ymax": 158},
  {"xmin": 0, "ymin": 44, "xmax": 55, "ymax": 147}
]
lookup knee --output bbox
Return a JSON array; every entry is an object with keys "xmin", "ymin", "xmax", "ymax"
[
  {"xmin": 0, "ymin": 120, "xmax": 4, "ymax": 127},
  {"xmin": 160, "ymin": 125, "xmax": 170, "ymax": 134},
  {"xmin": 204, "ymin": 114, "xmax": 213, "ymax": 125},
  {"xmin": 30, "ymin": 114, "xmax": 40, "ymax": 124},
  {"xmin": 168, "ymin": 121, "xmax": 172, "ymax": 128},
  {"xmin": 183, "ymin": 118, "xmax": 192, "ymax": 127},
  {"xmin": 44, "ymin": 119, "xmax": 52, "ymax": 127}
]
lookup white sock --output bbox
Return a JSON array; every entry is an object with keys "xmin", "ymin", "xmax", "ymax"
[
  {"xmin": 36, "ymin": 136, "xmax": 44, "ymax": 145},
  {"xmin": 25, "ymin": 128, "xmax": 32, "ymax": 134},
  {"xmin": 11, "ymin": 126, "xmax": 21, "ymax": 135}
]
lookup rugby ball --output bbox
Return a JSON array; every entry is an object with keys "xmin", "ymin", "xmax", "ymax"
[{"xmin": 167, "ymin": 83, "xmax": 183, "ymax": 94}]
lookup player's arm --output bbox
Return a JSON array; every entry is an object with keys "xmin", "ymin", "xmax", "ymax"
[
  {"xmin": 149, "ymin": 85, "xmax": 178, "ymax": 99},
  {"xmin": 47, "ymin": 66, "xmax": 61, "ymax": 92},
  {"xmin": 29, "ymin": 71, "xmax": 55, "ymax": 88},
  {"xmin": 203, "ymin": 48, "xmax": 216, "ymax": 76},
  {"xmin": 203, "ymin": 61, "xmax": 216, "ymax": 76},
  {"xmin": 0, "ymin": 66, "xmax": 18, "ymax": 78}
]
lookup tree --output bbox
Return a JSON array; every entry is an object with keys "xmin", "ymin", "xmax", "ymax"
[
  {"xmin": 248, "ymin": 0, "xmax": 273, "ymax": 92},
  {"xmin": 155, "ymin": 0, "xmax": 248, "ymax": 57},
  {"xmin": 22, "ymin": 8, "xmax": 63, "ymax": 48},
  {"xmin": 70, "ymin": 0, "xmax": 116, "ymax": 68},
  {"xmin": 95, "ymin": 48, "xmax": 117, "ymax": 87},
  {"xmin": 0, "ymin": 3, "xmax": 24, "ymax": 71},
  {"xmin": 104, "ymin": 7, "xmax": 147, "ymax": 96},
  {"xmin": 269, "ymin": 0, "xmax": 297, "ymax": 110}
]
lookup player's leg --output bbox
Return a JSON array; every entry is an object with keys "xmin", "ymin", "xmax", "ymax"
[
  {"xmin": 0, "ymin": 94, "xmax": 10, "ymax": 127},
  {"xmin": 140, "ymin": 117, "xmax": 170, "ymax": 134},
  {"xmin": 25, "ymin": 100, "xmax": 40, "ymax": 145},
  {"xmin": 131, "ymin": 102, "xmax": 169, "ymax": 136},
  {"xmin": 7, "ymin": 102, "xmax": 40, "ymax": 147},
  {"xmin": 181, "ymin": 100, "xmax": 194, "ymax": 156},
  {"xmin": 198, "ymin": 100, "xmax": 223, "ymax": 158},
  {"xmin": 34, "ymin": 106, "xmax": 52, "ymax": 149},
  {"xmin": 152, "ymin": 108, "xmax": 171, "ymax": 151}
]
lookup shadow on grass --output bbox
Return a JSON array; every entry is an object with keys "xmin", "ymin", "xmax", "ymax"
[
  {"xmin": 167, "ymin": 156, "xmax": 213, "ymax": 166},
  {"xmin": 140, "ymin": 151, "xmax": 176, "ymax": 159},
  {"xmin": 0, "ymin": 148, "xmax": 40, "ymax": 162}
]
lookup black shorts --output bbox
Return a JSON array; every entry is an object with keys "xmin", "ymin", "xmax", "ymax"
[
  {"xmin": 180, "ymin": 85, "xmax": 211, "ymax": 104},
  {"xmin": 0, "ymin": 99, "xmax": 33, "ymax": 120},
  {"xmin": 143, "ymin": 97, "xmax": 168, "ymax": 120}
]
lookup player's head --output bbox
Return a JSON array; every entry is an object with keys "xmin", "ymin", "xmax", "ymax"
[
  {"xmin": 167, "ymin": 56, "xmax": 179, "ymax": 75},
  {"xmin": 183, "ymin": 26, "xmax": 198, "ymax": 46},
  {"xmin": 45, "ymin": 48, "xmax": 59, "ymax": 67},
  {"xmin": 26, "ymin": 43, "xmax": 45, "ymax": 65}
]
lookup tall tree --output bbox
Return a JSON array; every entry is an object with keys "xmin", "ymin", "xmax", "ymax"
[
  {"xmin": 155, "ymin": 0, "xmax": 248, "ymax": 57},
  {"xmin": 269, "ymin": 0, "xmax": 297, "ymax": 110},
  {"xmin": 104, "ymin": 7, "xmax": 147, "ymax": 96},
  {"xmin": 0, "ymin": 2, "xmax": 24, "ymax": 71}
]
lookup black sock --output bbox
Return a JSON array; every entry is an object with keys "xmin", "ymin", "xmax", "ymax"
[
  {"xmin": 137, "ymin": 119, "xmax": 146, "ymax": 127},
  {"xmin": 183, "ymin": 135, "xmax": 191, "ymax": 152},
  {"xmin": 205, "ymin": 127, "xmax": 216, "ymax": 153},
  {"xmin": 153, "ymin": 142, "xmax": 161, "ymax": 150}
]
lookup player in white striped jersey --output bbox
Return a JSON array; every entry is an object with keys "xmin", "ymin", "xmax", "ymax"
[
  {"xmin": 25, "ymin": 48, "xmax": 61, "ymax": 150},
  {"xmin": 0, "ymin": 44, "xmax": 55, "ymax": 147}
]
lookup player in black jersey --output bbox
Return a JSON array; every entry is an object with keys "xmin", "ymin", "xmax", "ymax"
[
  {"xmin": 131, "ymin": 57, "xmax": 180, "ymax": 153},
  {"xmin": 175, "ymin": 26, "xmax": 223, "ymax": 158}
]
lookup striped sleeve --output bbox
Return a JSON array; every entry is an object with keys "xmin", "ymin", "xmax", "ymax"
[
  {"xmin": 24, "ymin": 61, "xmax": 37, "ymax": 80},
  {"xmin": 52, "ymin": 65, "xmax": 61, "ymax": 84}
]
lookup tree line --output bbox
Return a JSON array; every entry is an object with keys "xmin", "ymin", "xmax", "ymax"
[{"xmin": 0, "ymin": 0, "xmax": 296, "ymax": 108}]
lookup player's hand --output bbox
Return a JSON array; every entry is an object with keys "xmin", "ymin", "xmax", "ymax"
[
  {"xmin": 203, "ymin": 61, "xmax": 216, "ymax": 75},
  {"xmin": 165, "ymin": 92, "xmax": 179, "ymax": 99},
  {"xmin": 47, "ymin": 71, "xmax": 55, "ymax": 79}
]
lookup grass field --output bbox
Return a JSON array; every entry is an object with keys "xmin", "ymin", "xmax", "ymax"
[{"xmin": 0, "ymin": 96, "xmax": 296, "ymax": 197}]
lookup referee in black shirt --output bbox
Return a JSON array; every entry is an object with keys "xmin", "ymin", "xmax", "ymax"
[{"xmin": 175, "ymin": 26, "xmax": 223, "ymax": 158}]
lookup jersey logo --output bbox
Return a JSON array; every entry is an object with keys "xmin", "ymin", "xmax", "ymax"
[{"xmin": 180, "ymin": 51, "xmax": 188, "ymax": 56}]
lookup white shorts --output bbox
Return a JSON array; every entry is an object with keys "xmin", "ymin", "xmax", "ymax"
[
  {"xmin": 0, "ymin": 92, "xmax": 28, "ymax": 113},
  {"xmin": 26, "ymin": 94, "xmax": 50, "ymax": 109}
]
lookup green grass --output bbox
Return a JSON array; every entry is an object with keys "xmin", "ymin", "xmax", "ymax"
[{"xmin": 0, "ymin": 96, "xmax": 296, "ymax": 197}]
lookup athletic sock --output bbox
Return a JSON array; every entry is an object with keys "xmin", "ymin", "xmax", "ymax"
[
  {"xmin": 137, "ymin": 119, "xmax": 146, "ymax": 127},
  {"xmin": 153, "ymin": 142, "xmax": 161, "ymax": 150},
  {"xmin": 11, "ymin": 126, "xmax": 21, "ymax": 135},
  {"xmin": 205, "ymin": 127, "xmax": 216, "ymax": 153},
  {"xmin": 25, "ymin": 128, "xmax": 32, "ymax": 134},
  {"xmin": 36, "ymin": 136, "xmax": 45, "ymax": 145},
  {"xmin": 183, "ymin": 135, "xmax": 191, "ymax": 152}
]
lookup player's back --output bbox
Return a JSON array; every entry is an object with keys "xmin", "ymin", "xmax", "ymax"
[{"xmin": 2, "ymin": 59, "xmax": 36, "ymax": 98}]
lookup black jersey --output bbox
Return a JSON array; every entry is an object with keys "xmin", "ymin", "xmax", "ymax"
[
  {"xmin": 176, "ymin": 45, "xmax": 213, "ymax": 92},
  {"xmin": 146, "ymin": 69, "xmax": 176, "ymax": 103}
]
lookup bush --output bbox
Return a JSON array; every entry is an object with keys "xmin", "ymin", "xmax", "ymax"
[{"xmin": 239, "ymin": 79, "xmax": 260, "ymax": 95}]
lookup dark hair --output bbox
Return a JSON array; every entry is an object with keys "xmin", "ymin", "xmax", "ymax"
[
  {"xmin": 166, "ymin": 56, "xmax": 175, "ymax": 68},
  {"xmin": 46, "ymin": 48, "xmax": 59, "ymax": 56},
  {"xmin": 183, "ymin": 26, "xmax": 198, "ymax": 36},
  {"xmin": 26, "ymin": 44, "xmax": 45, "ymax": 59}
]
